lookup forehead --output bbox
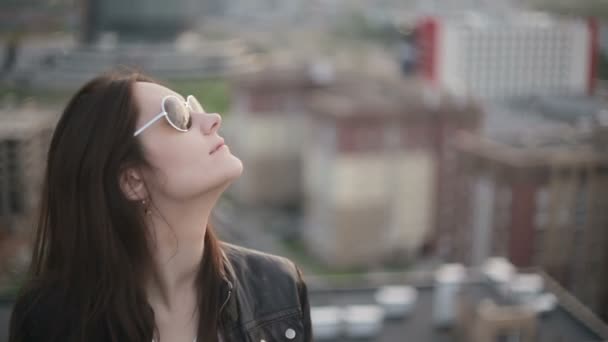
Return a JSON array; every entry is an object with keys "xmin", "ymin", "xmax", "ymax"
[{"xmin": 133, "ymin": 81, "xmax": 185, "ymax": 121}]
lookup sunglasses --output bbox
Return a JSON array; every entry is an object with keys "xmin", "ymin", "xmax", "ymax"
[{"xmin": 133, "ymin": 94, "xmax": 204, "ymax": 137}]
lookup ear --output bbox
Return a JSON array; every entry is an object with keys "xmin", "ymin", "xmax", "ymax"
[{"xmin": 119, "ymin": 167, "xmax": 148, "ymax": 201}]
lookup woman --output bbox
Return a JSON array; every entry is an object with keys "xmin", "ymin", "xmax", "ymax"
[{"xmin": 9, "ymin": 70, "xmax": 312, "ymax": 342}]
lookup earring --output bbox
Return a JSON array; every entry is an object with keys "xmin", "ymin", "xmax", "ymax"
[{"xmin": 141, "ymin": 199, "xmax": 151, "ymax": 215}]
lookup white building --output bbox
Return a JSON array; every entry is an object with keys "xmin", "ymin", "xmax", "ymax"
[{"xmin": 415, "ymin": 12, "xmax": 599, "ymax": 101}]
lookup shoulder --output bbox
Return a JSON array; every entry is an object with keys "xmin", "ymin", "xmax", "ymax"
[
  {"xmin": 219, "ymin": 242, "xmax": 313, "ymax": 341},
  {"xmin": 220, "ymin": 242, "xmax": 302, "ymax": 283}
]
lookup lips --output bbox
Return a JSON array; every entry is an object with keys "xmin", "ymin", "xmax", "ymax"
[{"xmin": 210, "ymin": 138, "xmax": 225, "ymax": 155}]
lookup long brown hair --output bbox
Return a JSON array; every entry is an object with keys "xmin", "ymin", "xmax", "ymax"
[{"xmin": 9, "ymin": 70, "xmax": 225, "ymax": 341}]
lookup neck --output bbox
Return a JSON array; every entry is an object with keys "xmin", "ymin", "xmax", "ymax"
[{"xmin": 144, "ymin": 188, "xmax": 223, "ymax": 311}]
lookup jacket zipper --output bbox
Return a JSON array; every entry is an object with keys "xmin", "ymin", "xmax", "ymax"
[
  {"xmin": 219, "ymin": 279, "xmax": 233, "ymax": 341},
  {"xmin": 219, "ymin": 280, "xmax": 233, "ymax": 314}
]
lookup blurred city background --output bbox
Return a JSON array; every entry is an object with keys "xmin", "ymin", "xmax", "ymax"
[{"xmin": 2, "ymin": 0, "xmax": 608, "ymax": 341}]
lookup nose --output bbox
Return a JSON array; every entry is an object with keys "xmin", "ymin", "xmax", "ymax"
[{"xmin": 200, "ymin": 112, "xmax": 222, "ymax": 135}]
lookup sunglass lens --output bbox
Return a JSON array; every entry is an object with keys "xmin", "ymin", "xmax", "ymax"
[
  {"xmin": 164, "ymin": 96, "xmax": 191, "ymax": 131},
  {"xmin": 188, "ymin": 96, "xmax": 204, "ymax": 113}
]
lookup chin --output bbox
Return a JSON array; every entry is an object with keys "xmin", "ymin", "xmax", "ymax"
[
  {"xmin": 223, "ymin": 156, "xmax": 244, "ymax": 182},
  {"xmin": 232, "ymin": 159, "xmax": 244, "ymax": 178}
]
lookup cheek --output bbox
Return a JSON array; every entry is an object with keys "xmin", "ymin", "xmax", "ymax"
[
  {"xmin": 175, "ymin": 155, "xmax": 218, "ymax": 188},
  {"xmin": 153, "ymin": 148, "xmax": 225, "ymax": 196}
]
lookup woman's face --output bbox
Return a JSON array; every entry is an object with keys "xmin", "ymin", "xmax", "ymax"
[{"xmin": 132, "ymin": 81, "xmax": 243, "ymax": 201}]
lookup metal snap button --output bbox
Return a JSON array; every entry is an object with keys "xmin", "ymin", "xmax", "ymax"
[{"xmin": 285, "ymin": 328, "xmax": 296, "ymax": 339}]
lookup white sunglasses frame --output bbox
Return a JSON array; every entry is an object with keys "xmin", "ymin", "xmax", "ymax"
[{"xmin": 133, "ymin": 94, "xmax": 201, "ymax": 137}]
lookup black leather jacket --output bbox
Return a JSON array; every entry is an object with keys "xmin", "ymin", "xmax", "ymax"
[
  {"xmin": 9, "ymin": 242, "xmax": 312, "ymax": 342},
  {"xmin": 218, "ymin": 242, "xmax": 312, "ymax": 341}
]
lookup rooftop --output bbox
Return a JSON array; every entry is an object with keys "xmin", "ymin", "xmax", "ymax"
[
  {"xmin": 481, "ymin": 95, "xmax": 607, "ymax": 145},
  {"xmin": 452, "ymin": 95, "xmax": 608, "ymax": 168},
  {"xmin": 307, "ymin": 77, "xmax": 480, "ymax": 120},
  {"xmin": 305, "ymin": 261, "xmax": 608, "ymax": 341},
  {"xmin": 0, "ymin": 105, "xmax": 58, "ymax": 139}
]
